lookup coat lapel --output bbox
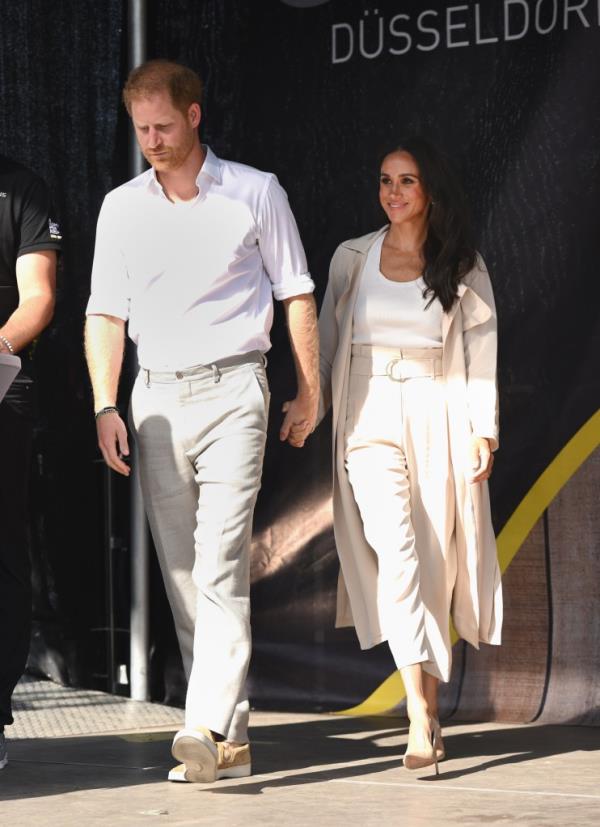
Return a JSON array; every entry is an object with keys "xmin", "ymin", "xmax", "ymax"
[
  {"xmin": 334, "ymin": 226, "xmax": 387, "ymax": 321},
  {"xmin": 331, "ymin": 227, "xmax": 387, "ymax": 442},
  {"xmin": 443, "ymin": 282, "xmax": 493, "ymax": 342}
]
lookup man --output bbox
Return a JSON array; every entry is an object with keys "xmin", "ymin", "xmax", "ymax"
[
  {"xmin": 85, "ymin": 60, "xmax": 318, "ymax": 783},
  {"xmin": 0, "ymin": 155, "xmax": 60, "ymax": 768}
]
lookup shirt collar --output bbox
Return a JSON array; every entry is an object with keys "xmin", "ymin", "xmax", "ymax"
[
  {"xmin": 198, "ymin": 146, "xmax": 222, "ymax": 186},
  {"xmin": 146, "ymin": 144, "xmax": 222, "ymax": 196}
]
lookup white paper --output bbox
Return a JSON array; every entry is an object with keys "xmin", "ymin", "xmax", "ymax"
[{"xmin": 0, "ymin": 353, "xmax": 22, "ymax": 402}]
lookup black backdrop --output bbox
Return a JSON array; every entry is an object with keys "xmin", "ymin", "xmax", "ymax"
[{"xmin": 1, "ymin": 0, "xmax": 599, "ymax": 718}]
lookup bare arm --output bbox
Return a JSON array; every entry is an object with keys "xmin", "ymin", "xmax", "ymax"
[
  {"xmin": 280, "ymin": 293, "xmax": 319, "ymax": 447},
  {"xmin": 0, "ymin": 251, "xmax": 56, "ymax": 352},
  {"xmin": 84, "ymin": 313, "xmax": 130, "ymax": 476}
]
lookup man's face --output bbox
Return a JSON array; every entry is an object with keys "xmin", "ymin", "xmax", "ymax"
[{"xmin": 131, "ymin": 91, "xmax": 200, "ymax": 173}]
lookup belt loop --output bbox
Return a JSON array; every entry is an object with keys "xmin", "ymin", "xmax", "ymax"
[
  {"xmin": 211, "ymin": 363, "xmax": 221, "ymax": 384},
  {"xmin": 144, "ymin": 368, "xmax": 150, "ymax": 387}
]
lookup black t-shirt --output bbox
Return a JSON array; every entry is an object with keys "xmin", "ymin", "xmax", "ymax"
[{"xmin": 0, "ymin": 155, "xmax": 62, "ymax": 326}]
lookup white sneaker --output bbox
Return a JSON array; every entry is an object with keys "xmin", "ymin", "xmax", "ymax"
[
  {"xmin": 167, "ymin": 763, "xmax": 189, "ymax": 782},
  {"xmin": 171, "ymin": 727, "xmax": 218, "ymax": 783},
  {"xmin": 168, "ymin": 741, "xmax": 251, "ymax": 783}
]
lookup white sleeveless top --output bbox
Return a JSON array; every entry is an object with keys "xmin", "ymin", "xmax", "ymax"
[{"xmin": 352, "ymin": 235, "xmax": 443, "ymax": 348}]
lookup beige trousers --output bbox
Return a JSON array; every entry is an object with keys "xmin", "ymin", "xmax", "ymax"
[
  {"xmin": 344, "ymin": 345, "xmax": 456, "ymax": 682},
  {"xmin": 129, "ymin": 354, "xmax": 269, "ymax": 743}
]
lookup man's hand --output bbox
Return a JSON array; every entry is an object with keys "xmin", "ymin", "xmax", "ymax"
[
  {"xmin": 467, "ymin": 436, "xmax": 494, "ymax": 484},
  {"xmin": 96, "ymin": 412, "xmax": 131, "ymax": 476},
  {"xmin": 85, "ymin": 314, "xmax": 128, "ymax": 471},
  {"xmin": 280, "ymin": 393, "xmax": 318, "ymax": 448},
  {"xmin": 281, "ymin": 294, "xmax": 319, "ymax": 448}
]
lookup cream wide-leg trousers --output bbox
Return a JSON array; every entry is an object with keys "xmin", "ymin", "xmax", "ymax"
[
  {"xmin": 344, "ymin": 345, "xmax": 456, "ymax": 682},
  {"xmin": 130, "ymin": 353, "xmax": 269, "ymax": 743}
]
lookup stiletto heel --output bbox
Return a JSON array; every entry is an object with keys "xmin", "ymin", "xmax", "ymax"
[{"xmin": 432, "ymin": 717, "xmax": 445, "ymax": 761}]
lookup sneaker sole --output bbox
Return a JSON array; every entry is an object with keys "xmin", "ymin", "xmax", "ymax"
[
  {"xmin": 216, "ymin": 762, "xmax": 252, "ymax": 780},
  {"xmin": 168, "ymin": 762, "xmax": 251, "ymax": 783},
  {"xmin": 172, "ymin": 733, "xmax": 218, "ymax": 783},
  {"xmin": 167, "ymin": 766, "xmax": 188, "ymax": 782}
]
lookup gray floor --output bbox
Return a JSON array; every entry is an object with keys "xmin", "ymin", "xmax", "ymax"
[{"xmin": 1, "ymin": 678, "xmax": 599, "ymax": 826}]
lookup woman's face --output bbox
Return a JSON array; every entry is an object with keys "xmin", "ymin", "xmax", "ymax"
[{"xmin": 379, "ymin": 151, "xmax": 429, "ymax": 227}]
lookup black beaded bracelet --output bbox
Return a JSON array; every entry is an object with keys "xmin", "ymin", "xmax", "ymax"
[{"xmin": 95, "ymin": 406, "xmax": 119, "ymax": 419}]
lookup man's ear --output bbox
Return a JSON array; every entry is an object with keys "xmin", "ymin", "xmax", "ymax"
[{"xmin": 189, "ymin": 103, "xmax": 201, "ymax": 129}]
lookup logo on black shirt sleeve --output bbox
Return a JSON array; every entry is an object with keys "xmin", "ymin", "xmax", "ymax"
[{"xmin": 49, "ymin": 219, "xmax": 62, "ymax": 240}]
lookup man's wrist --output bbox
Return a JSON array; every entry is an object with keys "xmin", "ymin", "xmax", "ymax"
[
  {"xmin": 295, "ymin": 383, "xmax": 319, "ymax": 402},
  {"xmin": 95, "ymin": 405, "xmax": 119, "ymax": 419}
]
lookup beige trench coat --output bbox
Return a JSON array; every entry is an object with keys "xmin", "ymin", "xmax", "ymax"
[{"xmin": 318, "ymin": 227, "xmax": 503, "ymax": 652}]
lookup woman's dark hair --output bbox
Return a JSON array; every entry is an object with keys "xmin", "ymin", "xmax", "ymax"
[{"xmin": 382, "ymin": 136, "xmax": 477, "ymax": 312}]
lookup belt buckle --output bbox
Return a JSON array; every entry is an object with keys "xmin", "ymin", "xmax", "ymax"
[{"xmin": 386, "ymin": 359, "xmax": 405, "ymax": 382}]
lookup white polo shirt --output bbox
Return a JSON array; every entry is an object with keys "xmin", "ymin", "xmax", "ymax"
[{"xmin": 86, "ymin": 146, "xmax": 315, "ymax": 370}]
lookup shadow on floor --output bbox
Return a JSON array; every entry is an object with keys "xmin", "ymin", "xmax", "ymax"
[
  {"xmin": 209, "ymin": 717, "xmax": 600, "ymax": 796},
  {"xmin": 2, "ymin": 715, "xmax": 598, "ymax": 801}
]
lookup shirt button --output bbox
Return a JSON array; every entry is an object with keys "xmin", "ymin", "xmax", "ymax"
[{"xmin": 175, "ymin": 371, "xmax": 183, "ymax": 379}]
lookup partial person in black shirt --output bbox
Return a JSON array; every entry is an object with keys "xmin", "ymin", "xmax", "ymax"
[{"xmin": 0, "ymin": 155, "xmax": 61, "ymax": 769}]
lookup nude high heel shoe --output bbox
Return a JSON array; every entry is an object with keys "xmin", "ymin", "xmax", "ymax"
[{"xmin": 403, "ymin": 717, "xmax": 439, "ymax": 775}]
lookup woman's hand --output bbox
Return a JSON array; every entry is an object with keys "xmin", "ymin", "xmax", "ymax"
[
  {"xmin": 280, "ymin": 393, "xmax": 318, "ymax": 448},
  {"xmin": 467, "ymin": 436, "xmax": 494, "ymax": 484}
]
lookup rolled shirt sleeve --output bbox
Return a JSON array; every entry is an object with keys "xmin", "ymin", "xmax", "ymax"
[
  {"xmin": 257, "ymin": 176, "xmax": 315, "ymax": 301},
  {"xmin": 86, "ymin": 194, "xmax": 130, "ymax": 320}
]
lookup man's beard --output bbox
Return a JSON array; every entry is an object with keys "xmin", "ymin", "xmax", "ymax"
[{"xmin": 146, "ymin": 132, "xmax": 195, "ymax": 172}]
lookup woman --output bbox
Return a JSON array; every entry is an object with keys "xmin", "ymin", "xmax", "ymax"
[{"xmin": 315, "ymin": 137, "xmax": 502, "ymax": 773}]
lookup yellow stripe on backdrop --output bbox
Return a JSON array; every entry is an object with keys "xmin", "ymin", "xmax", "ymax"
[{"xmin": 339, "ymin": 409, "xmax": 600, "ymax": 716}]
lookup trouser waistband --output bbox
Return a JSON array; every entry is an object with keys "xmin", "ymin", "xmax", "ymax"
[
  {"xmin": 350, "ymin": 344, "xmax": 443, "ymax": 381},
  {"xmin": 141, "ymin": 350, "xmax": 265, "ymax": 385}
]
